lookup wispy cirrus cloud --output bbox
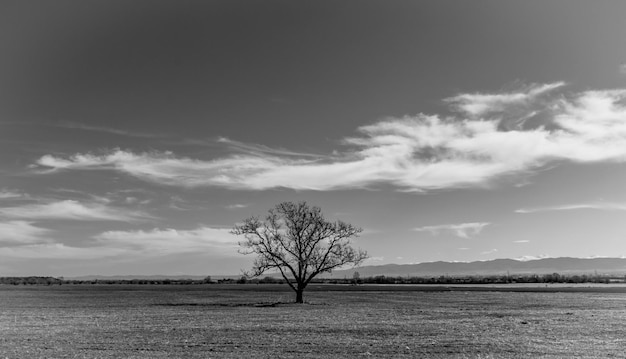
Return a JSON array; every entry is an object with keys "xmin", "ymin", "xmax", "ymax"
[
  {"xmin": 413, "ymin": 222, "xmax": 490, "ymax": 239},
  {"xmin": 33, "ymin": 83, "xmax": 626, "ymax": 192},
  {"xmin": 216, "ymin": 137, "xmax": 329, "ymax": 158},
  {"xmin": 0, "ymin": 200, "xmax": 152, "ymax": 221},
  {"xmin": 515, "ymin": 202, "xmax": 626, "ymax": 214},
  {"xmin": 1, "ymin": 120, "xmax": 165, "ymax": 139},
  {"xmin": 56, "ymin": 122, "xmax": 165, "ymax": 138},
  {"xmin": 177, "ymin": 137, "xmax": 329, "ymax": 159}
]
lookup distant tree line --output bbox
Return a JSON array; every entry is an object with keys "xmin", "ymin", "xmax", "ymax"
[
  {"xmin": 0, "ymin": 276, "xmax": 215, "ymax": 285},
  {"xmin": 1, "ymin": 273, "xmax": 623, "ymax": 286},
  {"xmin": 0, "ymin": 276, "xmax": 64, "ymax": 285},
  {"xmin": 346, "ymin": 273, "xmax": 618, "ymax": 285}
]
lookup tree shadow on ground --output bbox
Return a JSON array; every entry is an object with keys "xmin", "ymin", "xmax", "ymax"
[{"xmin": 154, "ymin": 301, "xmax": 328, "ymax": 308}]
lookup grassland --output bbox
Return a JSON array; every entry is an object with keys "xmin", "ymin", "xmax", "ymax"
[{"xmin": 1, "ymin": 284, "xmax": 625, "ymax": 358}]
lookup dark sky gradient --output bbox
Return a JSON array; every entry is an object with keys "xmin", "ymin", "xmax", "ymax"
[
  {"xmin": 5, "ymin": 1, "xmax": 626, "ymax": 144},
  {"xmin": 2, "ymin": 1, "xmax": 626, "ymax": 275}
]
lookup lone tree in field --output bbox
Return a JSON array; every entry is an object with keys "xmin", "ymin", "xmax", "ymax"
[{"xmin": 232, "ymin": 201, "xmax": 368, "ymax": 303}]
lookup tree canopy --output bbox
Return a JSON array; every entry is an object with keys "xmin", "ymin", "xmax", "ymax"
[{"xmin": 232, "ymin": 201, "xmax": 368, "ymax": 303}]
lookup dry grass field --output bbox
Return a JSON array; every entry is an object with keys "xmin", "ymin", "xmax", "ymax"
[{"xmin": 1, "ymin": 284, "xmax": 625, "ymax": 358}]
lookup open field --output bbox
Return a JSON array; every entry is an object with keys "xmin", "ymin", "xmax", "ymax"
[{"xmin": 1, "ymin": 284, "xmax": 625, "ymax": 358}]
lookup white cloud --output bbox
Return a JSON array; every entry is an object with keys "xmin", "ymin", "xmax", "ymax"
[
  {"xmin": 34, "ymin": 83, "xmax": 626, "ymax": 192},
  {"xmin": 226, "ymin": 203, "xmax": 250, "ymax": 210},
  {"xmin": 0, "ymin": 221, "xmax": 51, "ymax": 244},
  {"xmin": 0, "ymin": 189, "xmax": 27, "ymax": 199},
  {"xmin": 217, "ymin": 137, "xmax": 328, "ymax": 158},
  {"xmin": 481, "ymin": 248, "xmax": 498, "ymax": 255},
  {"xmin": 514, "ymin": 254, "xmax": 551, "ymax": 261},
  {"xmin": 0, "ymin": 200, "xmax": 152, "ymax": 221},
  {"xmin": 413, "ymin": 222, "xmax": 490, "ymax": 239},
  {"xmin": 123, "ymin": 197, "xmax": 150, "ymax": 205},
  {"xmin": 516, "ymin": 202, "xmax": 626, "ymax": 214},
  {"xmin": 445, "ymin": 82, "xmax": 565, "ymax": 117},
  {"xmin": 513, "ymin": 240, "xmax": 530, "ymax": 243},
  {"xmin": 94, "ymin": 226, "xmax": 238, "ymax": 255},
  {"xmin": 0, "ymin": 226, "xmax": 239, "ymax": 260},
  {"xmin": 0, "ymin": 243, "xmax": 126, "ymax": 259},
  {"xmin": 36, "ymin": 150, "xmax": 307, "ymax": 188},
  {"xmin": 57, "ymin": 121, "xmax": 164, "ymax": 138}
]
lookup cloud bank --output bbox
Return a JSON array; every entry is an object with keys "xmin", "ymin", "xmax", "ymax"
[
  {"xmin": 0, "ymin": 189, "xmax": 27, "ymax": 199},
  {"xmin": 0, "ymin": 226, "xmax": 239, "ymax": 259},
  {"xmin": 413, "ymin": 222, "xmax": 490, "ymax": 239},
  {"xmin": 0, "ymin": 197, "xmax": 155, "ymax": 246},
  {"xmin": 35, "ymin": 83, "xmax": 626, "ymax": 192},
  {"xmin": 94, "ymin": 226, "xmax": 238, "ymax": 255},
  {"xmin": 0, "ymin": 221, "xmax": 51, "ymax": 244}
]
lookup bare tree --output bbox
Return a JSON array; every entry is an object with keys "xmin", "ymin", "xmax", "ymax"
[{"xmin": 232, "ymin": 201, "xmax": 368, "ymax": 303}]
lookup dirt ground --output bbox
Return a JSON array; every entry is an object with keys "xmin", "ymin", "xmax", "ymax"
[{"xmin": 1, "ymin": 284, "xmax": 625, "ymax": 358}]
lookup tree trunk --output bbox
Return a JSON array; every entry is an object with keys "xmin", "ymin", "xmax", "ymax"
[{"xmin": 295, "ymin": 287, "xmax": 304, "ymax": 303}]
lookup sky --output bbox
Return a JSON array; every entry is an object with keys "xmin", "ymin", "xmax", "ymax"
[{"xmin": 3, "ymin": 0, "xmax": 626, "ymax": 276}]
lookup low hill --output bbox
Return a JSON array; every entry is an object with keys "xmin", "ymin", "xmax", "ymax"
[
  {"xmin": 62, "ymin": 257, "xmax": 626, "ymax": 280},
  {"xmin": 322, "ymin": 257, "xmax": 626, "ymax": 278}
]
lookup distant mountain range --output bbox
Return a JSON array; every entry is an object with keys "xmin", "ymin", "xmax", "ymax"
[
  {"xmin": 67, "ymin": 257, "xmax": 626, "ymax": 280},
  {"xmin": 323, "ymin": 257, "xmax": 626, "ymax": 278}
]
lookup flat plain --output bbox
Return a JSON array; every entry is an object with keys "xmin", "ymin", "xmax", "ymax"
[{"xmin": 1, "ymin": 284, "xmax": 625, "ymax": 358}]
